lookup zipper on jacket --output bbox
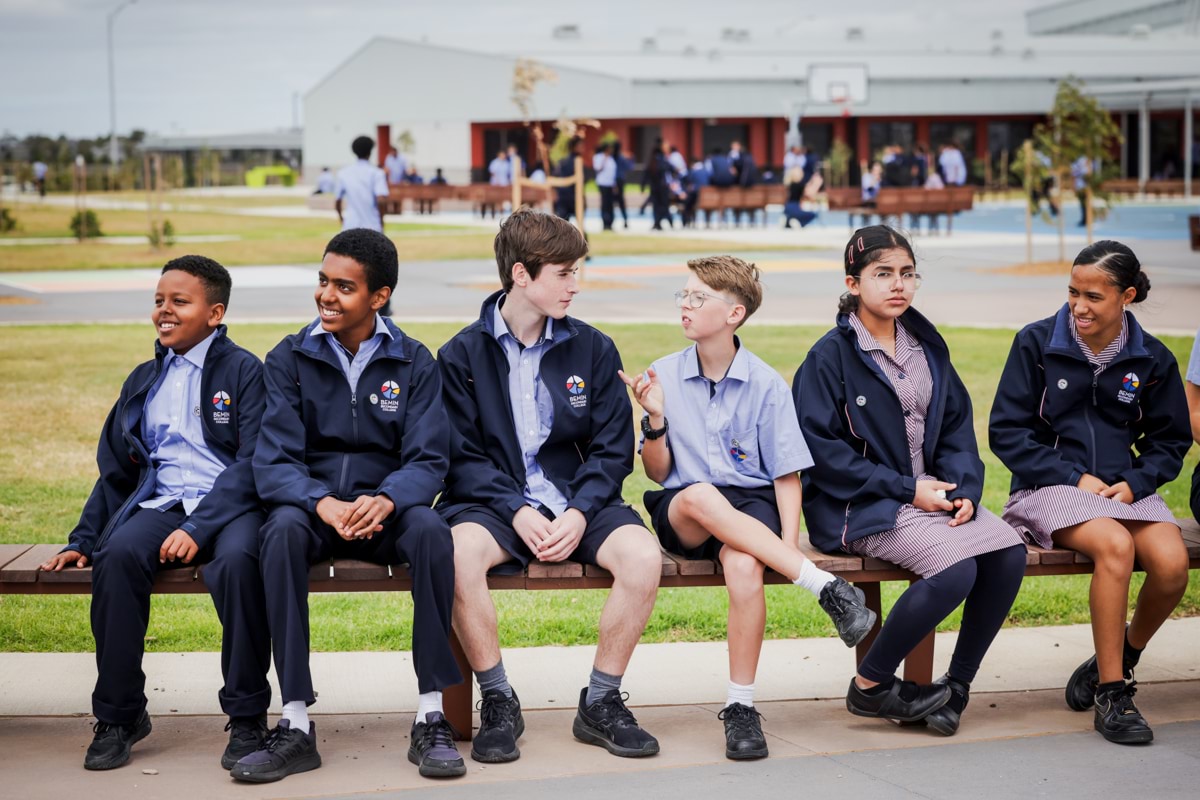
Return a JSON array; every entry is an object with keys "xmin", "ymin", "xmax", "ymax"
[
  {"xmin": 96, "ymin": 369, "xmax": 160, "ymax": 551},
  {"xmin": 335, "ymin": 391, "xmax": 359, "ymax": 499}
]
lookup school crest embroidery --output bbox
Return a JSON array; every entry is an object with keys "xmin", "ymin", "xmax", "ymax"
[
  {"xmin": 378, "ymin": 380, "xmax": 401, "ymax": 412},
  {"xmin": 1117, "ymin": 372, "xmax": 1139, "ymax": 404},
  {"xmin": 211, "ymin": 391, "xmax": 231, "ymax": 424},
  {"xmin": 566, "ymin": 375, "xmax": 588, "ymax": 409}
]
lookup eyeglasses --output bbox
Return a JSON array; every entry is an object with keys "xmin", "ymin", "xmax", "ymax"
[
  {"xmin": 857, "ymin": 271, "xmax": 923, "ymax": 290},
  {"xmin": 674, "ymin": 289, "xmax": 737, "ymax": 309}
]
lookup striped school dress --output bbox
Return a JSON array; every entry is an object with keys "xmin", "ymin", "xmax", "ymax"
[
  {"xmin": 844, "ymin": 314, "xmax": 1023, "ymax": 578},
  {"xmin": 1002, "ymin": 316, "xmax": 1177, "ymax": 549}
]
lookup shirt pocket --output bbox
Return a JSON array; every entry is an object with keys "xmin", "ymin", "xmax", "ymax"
[{"xmin": 725, "ymin": 426, "xmax": 761, "ymax": 475}]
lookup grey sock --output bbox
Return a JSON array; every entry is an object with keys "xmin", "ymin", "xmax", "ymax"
[
  {"xmin": 475, "ymin": 660, "xmax": 513, "ymax": 698},
  {"xmin": 585, "ymin": 667, "xmax": 622, "ymax": 706}
]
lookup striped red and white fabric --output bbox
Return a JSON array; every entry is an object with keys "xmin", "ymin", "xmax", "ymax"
[
  {"xmin": 845, "ymin": 314, "xmax": 1023, "ymax": 578},
  {"xmin": 1002, "ymin": 312, "xmax": 1176, "ymax": 548}
]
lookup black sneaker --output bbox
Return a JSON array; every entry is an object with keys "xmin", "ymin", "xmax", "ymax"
[
  {"xmin": 846, "ymin": 677, "xmax": 950, "ymax": 723},
  {"xmin": 83, "ymin": 710, "xmax": 152, "ymax": 770},
  {"xmin": 572, "ymin": 688, "xmax": 660, "ymax": 758},
  {"xmin": 718, "ymin": 703, "xmax": 767, "ymax": 760},
  {"xmin": 471, "ymin": 689, "xmax": 524, "ymax": 763},
  {"xmin": 229, "ymin": 719, "xmax": 321, "ymax": 783},
  {"xmin": 1066, "ymin": 653, "xmax": 1137, "ymax": 712},
  {"xmin": 924, "ymin": 675, "xmax": 970, "ymax": 736},
  {"xmin": 1094, "ymin": 682, "xmax": 1153, "ymax": 744},
  {"xmin": 221, "ymin": 712, "xmax": 268, "ymax": 770},
  {"xmin": 408, "ymin": 711, "xmax": 466, "ymax": 778},
  {"xmin": 819, "ymin": 577, "xmax": 878, "ymax": 647}
]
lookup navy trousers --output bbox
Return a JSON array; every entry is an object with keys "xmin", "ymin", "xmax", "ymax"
[
  {"xmin": 90, "ymin": 506, "xmax": 271, "ymax": 725},
  {"xmin": 259, "ymin": 504, "xmax": 461, "ymax": 705}
]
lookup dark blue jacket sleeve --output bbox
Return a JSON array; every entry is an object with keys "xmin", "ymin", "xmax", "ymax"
[
  {"xmin": 180, "ymin": 353, "xmax": 265, "ymax": 549},
  {"xmin": 438, "ymin": 341, "xmax": 529, "ymax": 521},
  {"xmin": 930, "ymin": 362, "xmax": 984, "ymax": 514},
  {"xmin": 564, "ymin": 337, "xmax": 633, "ymax": 521},
  {"xmin": 253, "ymin": 346, "xmax": 335, "ymax": 511},
  {"xmin": 988, "ymin": 332, "xmax": 1086, "ymax": 488},
  {"xmin": 1120, "ymin": 352, "xmax": 1191, "ymax": 500},
  {"xmin": 66, "ymin": 391, "xmax": 138, "ymax": 558},
  {"xmin": 376, "ymin": 346, "xmax": 448, "ymax": 513},
  {"xmin": 795, "ymin": 352, "xmax": 917, "ymax": 505}
]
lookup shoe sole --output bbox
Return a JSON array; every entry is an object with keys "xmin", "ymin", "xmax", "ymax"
[
  {"xmin": 407, "ymin": 749, "xmax": 467, "ymax": 777},
  {"xmin": 839, "ymin": 607, "xmax": 879, "ymax": 648},
  {"xmin": 1095, "ymin": 723, "xmax": 1153, "ymax": 745},
  {"xmin": 846, "ymin": 686, "xmax": 951, "ymax": 724},
  {"xmin": 84, "ymin": 716, "xmax": 152, "ymax": 771},
  {"xmin": 726, "ymin": 746, "xmax": 769, "ymax": 760},
  {"xmin": 1065, "ymin": 657, "xmax": 1097, "ymax": 712},
  {"xmin": 470, "ymin": 716, "xmax": 525, "ymax": 763},
  {"xmin": 572, "ymin": 717, "xmax": 660, "ymax": 758},
  {"xmin": 229, "ymin": 752, "xmax": 321, "ymax": 783}
]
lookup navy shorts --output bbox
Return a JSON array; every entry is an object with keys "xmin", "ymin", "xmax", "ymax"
[
  {"xmin": 644, "ymin": 484, "xmax": 781, "ymax": 559},
  {"xmin": 442, "ymin": 502, "xmax": 645, "ymax": 573}
]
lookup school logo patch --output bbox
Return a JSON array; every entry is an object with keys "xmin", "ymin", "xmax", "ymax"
[
  {"xmin": 1118, "ymin": 372, "xmax": 1139, "ymax": 404},
  {"xmin": 211, "ymin": 391, "xmax": 231, "ymax": 424},
  {"xmin": 729, "ymin": 440, "xmax": 748, "ymax": 464},
  {"xmin": 378, "ymin": 380, "xmax": 400, "ymax": 412},
  {"xmin": 566, "ymin": 375, "xmax": 588, "ymax": 409}
]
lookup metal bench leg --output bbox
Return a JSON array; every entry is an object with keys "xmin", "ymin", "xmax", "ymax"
[
  {"xmin": 445, "ymin": 629, "xmax": 474, "ymax": 741},
  {"xmin": 853, "ymin": 582, "xmax": 882, "ymax": 671}
]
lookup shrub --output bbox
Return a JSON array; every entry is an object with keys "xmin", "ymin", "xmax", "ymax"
[{"xmin": 69, "ymin": 210, "xmax": 102, "ymax": 239}]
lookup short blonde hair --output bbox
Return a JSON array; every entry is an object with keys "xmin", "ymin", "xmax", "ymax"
[{"xmin": 687, "ymin": 255, "xmax": 763, "ymax": 326}]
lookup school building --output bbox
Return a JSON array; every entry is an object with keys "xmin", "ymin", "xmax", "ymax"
[{"xmin": 302, "ymin": 26, "xmax": 1200, "ymax": 188}]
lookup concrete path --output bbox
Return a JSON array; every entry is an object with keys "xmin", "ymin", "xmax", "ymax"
[{"xmin": 3, "ymin": 619, "xmax": 1200, "ymax": 798}]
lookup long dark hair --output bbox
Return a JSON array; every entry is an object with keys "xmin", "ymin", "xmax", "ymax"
[
  {"xmin": 838, "ymin": 225, "xmax": 916, "ymax": 314},
  {"xmin": 1072, "ymin": 240, "xmax": 1150, "ymax": 304}
]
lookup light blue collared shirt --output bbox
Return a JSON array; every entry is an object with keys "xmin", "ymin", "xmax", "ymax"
[
  {"xmin": 593, "ymin": 152, "xmax": 616, "ymax": 187},
  {"xmin": 310, "ymin": 314, "xmax": 392, "ymax": 394},
  {"xmin": 492, "ymin": 299, "xmax": 569, "ymax": 515},
  {"xmin": 140, "ymin": 330, "xmax": 226, "ymax": 515},
  {"xmin": 644, "ymin": 341, "xmax": 814, "ymax": 490},
  {"xmin": 335, "ymin": 159, "xmax": 389, "ymax": 232}
]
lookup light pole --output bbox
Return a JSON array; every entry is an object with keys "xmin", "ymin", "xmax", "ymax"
[{"xmin": 107, "ymin": 0, "xmax": 138, "ymax": 169}]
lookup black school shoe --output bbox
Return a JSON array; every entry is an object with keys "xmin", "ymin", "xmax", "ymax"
[
  {"xmin": 472, "ymin": 689, "xmax": 524, "ymax": 763},
  {"xmin": 718, "ymin": 703, "xmax": 768, "ymax": 760},
  {"xmin": 221, "ymin": 712, "xmax": 269, "ymax": 769},
  {"xmin": 819, "ymin": 578, "xmax": 878, "ymax": 648},
  {"xmin": 846, "ymin": 677, "xmax": 950, "ymax": 723},
  {"xmin": 230, "ymin": 719, "xmax": 321, "ymax": 783},
  {"xmin": 1094, "ymin": 682, "xmax": 1154, "ymax": 745},
  {"xmin": 923, "ymin": 675, "xmax": 970, "ymax": 736},
  {"xmin": 572, "ymin": 688, "xmax": 660, "ymax": 757},
  {"xmin": 1066, "ymin": 652, "xmax": 1137, "ymax": 712},
  {"xmin": 408, "ymin": 711, "xmax": 467, "ymax": 778},
  {"xmin": 84, "ymin": 710, "xmax": 152, "ymax": 770}
]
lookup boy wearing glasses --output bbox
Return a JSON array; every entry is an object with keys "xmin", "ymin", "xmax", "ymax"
[
  {"xmin": 619, "ymin": 256, "xmax": 876, "ymax": 761},
  {"xmin": 437, "ymin": 208, "xmax": 663, "ymax": 764}
]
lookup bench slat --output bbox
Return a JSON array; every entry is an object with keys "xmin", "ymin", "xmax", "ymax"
[
  {"xmin": 797, "ymin": 540, "xmax": 862, "ymax": 572},
  {"xmin": 0, "ymin": 544, "xmax": 33, "ymax": 573},
  {"xmin": 526, "ymin": 561, "xmax": 584, "ymax": 581},
  {"xmin": 1, "ymin": 544, "xmax": 67, "ymax": 583},
  {"xmin": 661, "ymin": 552, "xmax": 717, "ymax": 576}
]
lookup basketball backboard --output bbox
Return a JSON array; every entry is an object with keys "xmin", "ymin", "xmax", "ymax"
[{"xmin": 807, "ymin": 64, "xmax": 869, "ymax": 104}]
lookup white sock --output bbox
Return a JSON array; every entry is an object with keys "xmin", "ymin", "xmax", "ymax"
[
  {"xmin": 416, "ymin": 690, "xmax": 443, "ymax": 723},
  {"xmin": 282, "ymin": 700, "xmax": 310, "ymax": 732},
  {"xmin": 793, "ymin": 558, "xmax": 836, "ymax": 597},
  {"xmin": 726, "ymin": 681, "xmax": 755, "ymax": 708}
]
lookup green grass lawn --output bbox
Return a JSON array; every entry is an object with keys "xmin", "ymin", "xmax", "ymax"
[
  {"xmin": 1, "ymin": 322, "xmax": 1196, "ymax": 652},
  {"xmin": 0, "ymin": 204, "xmax": 803, "ymax": 273}
]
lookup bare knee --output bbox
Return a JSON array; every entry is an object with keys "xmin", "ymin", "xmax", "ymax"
[
  {"xmin": 451, "ymin": 524, "xmax": 494, "ymax": 587},
  {"xmin": 720, "ymin": 548, "xmax": 765, "ymax": 597},
  {"xmin": 1092, "ymin": 530, "xmax": 1135, "ymax": 574},
  {"xmin": 610, "ymin": 530, "xmax": 662, "ymax": 592},
  {"xmin": 675, "ymin": 483, "xmax": 725, "ymax": 525}
]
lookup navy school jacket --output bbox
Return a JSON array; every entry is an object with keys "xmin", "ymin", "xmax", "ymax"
[
  {"xmin": 253, "ymin": 318, "xmax": 448, "ymax": 516},
  {"xmin": 989, "ymin": 304, "xmax": 1190, "ymax": 500},
  {"xmin": 436, "ymin": 291, "xmax": 633, "ymax": 523},
  {"xmin": 66, "ymin": 326, "xmax": 265, "ymax": 558},
  {"xmin": 794, "ymin": 309, "xmax": 984, "ymax": 553}
]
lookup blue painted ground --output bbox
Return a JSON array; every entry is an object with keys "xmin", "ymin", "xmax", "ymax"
[{"xmin": 580, "ymin": 201, "xmax": 1200, "ymax": 241}]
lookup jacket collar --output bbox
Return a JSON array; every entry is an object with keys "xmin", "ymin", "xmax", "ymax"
[
  {"xmin": 1046, "ymin": 303, "xmax": 1149, "ymax": 360},
  {"xmin": 296, "ymin": 315, "xmax": 413, "ymax": 362},
  {"xmin": 478, "ymin": 289, "xmax": 578, "ymax": 346}
]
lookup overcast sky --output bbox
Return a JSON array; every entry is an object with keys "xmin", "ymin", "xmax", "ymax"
[{"xmin": 0, "ymin": 0, "xmax": 1045, "ymax": 138}]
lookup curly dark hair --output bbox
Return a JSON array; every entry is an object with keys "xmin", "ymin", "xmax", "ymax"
[
  {"xmin": 324, "ymin": 228, "xmax": 398, "ymax": 294},
  {"xmin": 161, "ymin": 255, "xmax": 232, "ymax": 307}
]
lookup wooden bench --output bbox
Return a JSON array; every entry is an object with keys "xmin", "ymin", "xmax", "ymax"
[
  {"xmin": 4, "ymin": 517, "xmax": 1198, "ymax": 739},
  {"xmin": 695, "ymin": 185, "xmax": 787, "ymax": 228},
  {"xmin": 827, "ymin": 187, "xmax": 974, "ymax": 234},
  {"xmin": 1101, "ymin": 179, "xmax": 1187, "ymax": 198}
]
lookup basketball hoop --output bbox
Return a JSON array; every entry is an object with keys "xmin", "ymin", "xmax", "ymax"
[
  {"xmin": 807, "ymin": 64, "xmax": 867, "ymax": 118},
  {"xmin": 834, "ymin": 96, "xmax": 853, "ymax": 118}
]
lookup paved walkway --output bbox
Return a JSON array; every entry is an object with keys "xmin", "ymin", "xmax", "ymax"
[{"xmin": 3, "ymin": 619, "xmax": 1200, "ymax": 798}]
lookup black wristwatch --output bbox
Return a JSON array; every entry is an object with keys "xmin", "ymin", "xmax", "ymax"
[{"xmin": 641, "ymin": 415, "xmax": 669, "ymax": 440}]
